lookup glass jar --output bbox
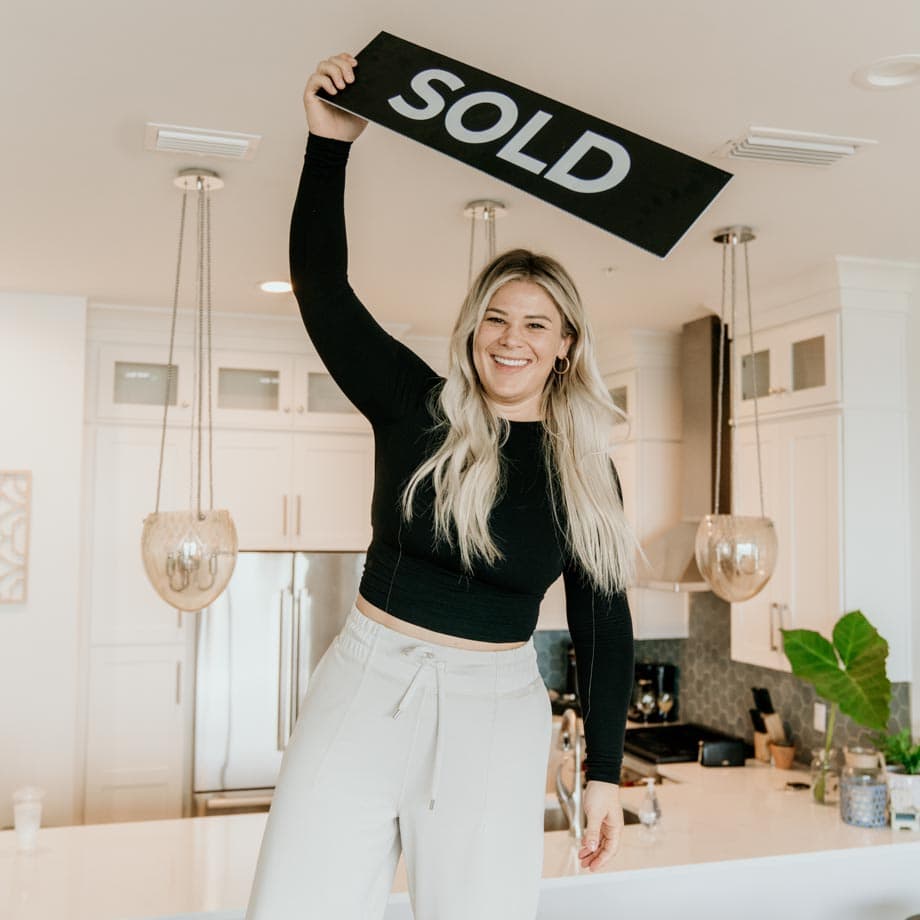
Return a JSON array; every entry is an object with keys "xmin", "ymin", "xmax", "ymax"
[
  {"xmin": 809, "ymin": 747, "xmax": 840, "ymax": 805},
  {"xmin": 839, "ymin": 747, "xmax": 888, "ymax": 828}
]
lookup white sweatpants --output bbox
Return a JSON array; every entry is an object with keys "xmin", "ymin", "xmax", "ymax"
[{"xmin": 244, "ymin": 603, "xmax": 552, "ymax": 920}]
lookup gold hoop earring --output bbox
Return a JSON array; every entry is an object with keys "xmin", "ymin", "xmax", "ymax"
[{"xmin": 553, "ymin": 355, "xmax": 570, "ymax": 375}]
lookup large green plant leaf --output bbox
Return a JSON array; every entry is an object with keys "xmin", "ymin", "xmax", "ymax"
[{"xmin": 781, "ymin": 610, "xmax": 890, "ymax": 733}]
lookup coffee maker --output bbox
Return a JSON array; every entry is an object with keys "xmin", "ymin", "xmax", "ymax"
[{"xmin": 628, "ymin": 661, "xmax": 679, "ymax": 723}]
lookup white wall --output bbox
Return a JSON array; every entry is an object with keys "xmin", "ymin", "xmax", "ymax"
[{"xmin": 0, "ymin": 292, "xmax": 87, "ymax": 828}]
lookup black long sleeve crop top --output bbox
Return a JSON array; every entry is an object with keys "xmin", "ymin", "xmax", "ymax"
[{"xmin": 289, "ymin": 133, "xmax": 635, "ymax": 783}]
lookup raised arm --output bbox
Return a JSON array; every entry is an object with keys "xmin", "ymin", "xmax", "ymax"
[{"xmin": 291, "ymin": 54, "xmax": 440, "ymax": 426}]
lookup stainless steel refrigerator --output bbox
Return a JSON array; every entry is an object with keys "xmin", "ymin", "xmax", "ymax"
[{"xmin": 193, "ymin": 551, "xmax": 365, "ymax": 816}]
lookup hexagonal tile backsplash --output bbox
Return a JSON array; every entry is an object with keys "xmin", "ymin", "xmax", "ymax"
[{"xmin": 535, "ymin": 592, "xmax": 911, "ymax": 764}]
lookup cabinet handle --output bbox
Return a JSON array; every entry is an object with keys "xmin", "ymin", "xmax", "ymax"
[
  {"xmin": 175, "ymin": 662, "xmax": 182, "ymax": 705},
  {"xmin": 297, "ymin": 405, "xmax": 305, "ymax": 414},
  {"xmin": 767, "ymin": 386, "xmax": 788, "ymax": 396},
  {"xmin": 181, "ymin": 401, "xmax": 191, "ymax": 409},
  {"xmin": 284, "ymin": 406, "xmax": 291, "ymax": 414},
  {"xmin": 768, "ymin": 603, "xmax": 778, "ymax": 651},
  {"xmin": 282, "ymin": 495, "xmax": 288, "ymax": 536},
  {"xmin": 296, "ymin": 495, "xmax": 302, "ymax": 537}
]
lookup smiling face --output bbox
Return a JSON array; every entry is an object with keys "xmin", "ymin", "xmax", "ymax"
[{"xmin": 471, "ymin": 279, "xmax": 573, "ymax": 422}]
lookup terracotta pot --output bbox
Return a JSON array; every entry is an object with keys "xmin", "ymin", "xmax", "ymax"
[{"xmin": 770, "ymin": 742, "xmax": 796, "ymax": 770}]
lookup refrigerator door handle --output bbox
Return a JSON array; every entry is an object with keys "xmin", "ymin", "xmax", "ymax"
[
  {"xmin": 290, "ymin": 588, "xmax": 302, "ymax": 740},
  {"xmin": 276, "ymin": 589, "xmax": 293, "ymax": 752},
  {"xmin": 276, "ymin": 589, "xmax": 284, "ymax": 751}
]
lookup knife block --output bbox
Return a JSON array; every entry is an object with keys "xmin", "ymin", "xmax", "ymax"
[{"xmin": 753, "ymin": 731, "xmax": 771, "ymax": 763}]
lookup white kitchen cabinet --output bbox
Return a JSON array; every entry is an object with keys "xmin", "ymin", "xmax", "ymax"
[
  {"xmin": 211, "ymin": 429, "xmax": 294, "ymax": 549},
  {"xmin": 211, "ymin": 429, "xmax": 374, "ymax": 551},
  {"xmin": 293, "ymin": 432, "xmax": 374, "ymax": 550},
  {"xmin": 292, "ymin": 356, "xmax": 368, "ymax": 432},
  {"xmin": 731, "ymin": 413, "xmax": 840, "ymax": 670},
  {"xmin": 211, "ymin": 350, "xmax": 293, "ymax": 429},
  {"xmin": 89, "ymin": 426, "xmax": 189, "ymax": 646},
  {"xmin": 210, "ymin": 351, "xmax": 370, "ymax": 433},
  {"xmin": 732, "ymin": 312, "xmax": 839, "ymax": 420},
  {"xmin": 730, "ymin": 263, "xmax": 912, "ymax": 679},
  {"xmin": 84, "ymin": 644, "xmax": 189, "ymax": 824},
  {"xmin": 95, "ymin": 343, "xmax": 195, "ymax": 424},
  {"xmin": 597, "ymin": 333, "xmax": 686, "ymax": 639}
]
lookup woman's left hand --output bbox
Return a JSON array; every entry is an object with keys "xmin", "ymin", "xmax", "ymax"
[{"xmin": 578, "ymin": 780, "xmax": 624, "ymax": 871}]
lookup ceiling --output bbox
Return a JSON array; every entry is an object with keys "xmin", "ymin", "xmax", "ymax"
[{"xmin": 2, "ymin": 0, "xmax": 918, "ymax": 338}]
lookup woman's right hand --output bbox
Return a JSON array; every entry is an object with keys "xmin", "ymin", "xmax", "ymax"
[{"xmin": 303, "ymin": 53, "xmax": 368, "ymax": 143}]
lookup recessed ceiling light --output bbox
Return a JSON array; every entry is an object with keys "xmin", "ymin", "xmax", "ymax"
[
  {"xmin": 260, "ymin": 281, "xmax": 292, "ymax": 293},
  {"xmin": 852, "ymin": 54, "xmax": 920, "ymax": 90}
]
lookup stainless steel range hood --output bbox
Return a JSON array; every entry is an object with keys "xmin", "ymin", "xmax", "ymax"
[{"xmin": 637, "ymin": 315, "xmax": 729, "ymax": 592}]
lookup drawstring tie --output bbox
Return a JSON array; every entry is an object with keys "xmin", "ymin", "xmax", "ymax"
[{"xmin": 392, "ymin": 646, "xmax": 447, "ymax": 811}]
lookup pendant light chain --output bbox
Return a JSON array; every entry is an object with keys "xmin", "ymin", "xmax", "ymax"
[
  {"xmin": 155, "ymin": 189, "xmax": 189, "ymax": 513},
  {"xmin": 744, "ymin": 241, "xmax": 766, "ymax": 518},
  {"xmin": 697, "ymin": 226, "xmax": 777, "ymax": 604},
  {"xmin": 730, "ymin": 240, "xmax": 738, "ymax": 519},
  {"xmin": 713, "ymin": 243, "xmax": 728, "ymax": 515},
  {"xmin": 206, "ymin": 193, "xmax": 214, "ymax": 512},
  {"xmin": 464, "ymin": 200, "xmax": 506, "ymax": 286},
  {"xmin": 467, "ymin": 208, "xmax": 476, "ymax": 287},
  {"xmin": 196, "ymin": 179, "xmax": 206, "ymax": 519},
  {"xmin": 143, "ymin": 166, "xmax": 237, "ymax": 615}
]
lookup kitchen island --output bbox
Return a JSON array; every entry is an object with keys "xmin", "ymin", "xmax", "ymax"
[{"xmin": 2, "ymin": 760, "xmax": 917, "ymax": 920}]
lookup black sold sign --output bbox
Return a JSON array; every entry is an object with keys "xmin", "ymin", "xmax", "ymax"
[{"xmin": 318, "ymin": 32, "xmax": 732, "ymax": 258}]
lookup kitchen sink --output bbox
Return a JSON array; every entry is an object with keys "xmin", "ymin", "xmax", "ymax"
[
  {"xmin": 542, "ymin": 763, "xmax": 661, "ymax": 832},
  {"xmin": 543, "ymin": 800, "xmax": 640, "ymax": 831}
]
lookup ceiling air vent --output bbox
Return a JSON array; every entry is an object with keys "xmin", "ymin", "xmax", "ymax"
[
  {"xmin": 713, "ymin": 126, "xmax": 877, "ymax": 167},
  {"xmin": 145, "ymin": 123, "xmax": 262, "ymax": 160}
]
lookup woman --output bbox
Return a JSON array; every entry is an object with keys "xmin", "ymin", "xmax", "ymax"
[{"xmin": 245, "ymin": 52, "xmax": 636, "ymax": 920}]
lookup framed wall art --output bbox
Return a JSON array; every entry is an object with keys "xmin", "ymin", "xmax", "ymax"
[{"xmin": 0, "ymin": 471, "xmax": 32, "ymax": 604}]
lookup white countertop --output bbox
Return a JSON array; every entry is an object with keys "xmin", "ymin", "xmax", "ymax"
[{"xmin": 2, "ymin": 759, "xmax": 917, "ymax": 920}]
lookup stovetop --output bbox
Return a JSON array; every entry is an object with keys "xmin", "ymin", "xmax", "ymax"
[{"xmin": 624, "ymin": 722, "xmax": 742, "ymax": 764}]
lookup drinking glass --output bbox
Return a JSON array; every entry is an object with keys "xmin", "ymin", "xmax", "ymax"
[
  {"xmin": 12, "ymin": 787, "xmax": 45, "ymax": 852},
  {"xmin": 636, "ymin": 679, "xmax": 657, "ymax": 723}
]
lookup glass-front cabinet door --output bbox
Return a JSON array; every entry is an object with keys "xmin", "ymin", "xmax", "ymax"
[
  {"xmin": 211, "ymin": 352, "xmax": 295, "ymax": 429},
  {"xmin": 96, "ymin": 344, "xmax": 195, "ymax": 423},
  {"xmin": 292, "ymin": 356, "xmax": 371, "ymax": 432},
  {"xmin": 733, "ymin": 313, "xmax": 839, "ymax": 419}
]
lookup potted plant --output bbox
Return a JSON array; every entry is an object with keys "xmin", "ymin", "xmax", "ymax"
[
  {"xmin": 781, "ymin": 609, "xmax": 891, "ymax": 804},
  {"xmin": 873, "ymin": 728, "xmax": 920, "ymax": 826},
  {"xmin": 874, "ymin": 728, "xmax": 920, "ymax": 774}
]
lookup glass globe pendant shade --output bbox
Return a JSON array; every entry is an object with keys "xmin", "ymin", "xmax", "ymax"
[
  {"xmin": 694, "ymin": 514, "xmax": 777, "ymax": 603},
  {"xmin": 141, "ymin": 509, "xmax": 238, "ymax": 612}
]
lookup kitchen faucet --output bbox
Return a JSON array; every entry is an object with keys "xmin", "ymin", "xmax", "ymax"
[{"xmin": 555, "ymin": 707, "xmax": 584, "ymax": 843}]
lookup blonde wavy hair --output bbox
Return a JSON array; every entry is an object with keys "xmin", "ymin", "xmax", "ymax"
[{"xmin": 400, "ymin": 249, "xmax": 637, "ymax": 596}]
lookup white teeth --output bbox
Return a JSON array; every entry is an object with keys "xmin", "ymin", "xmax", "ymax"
[{"xmin": 493, "ymin": 355, "xmax": 529, "ymax": 367}]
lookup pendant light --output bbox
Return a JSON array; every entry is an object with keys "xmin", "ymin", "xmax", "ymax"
[
  {"xmin": 464, "ymin": 199, "xmax": 506, "ymax": 284},
  {"xmin": 694, "ymin": 226, "xmax": 777, "ymax": 602},
  {"xmin": 141, "ymin": 168, "xmax": 238, "ymax": 612}
]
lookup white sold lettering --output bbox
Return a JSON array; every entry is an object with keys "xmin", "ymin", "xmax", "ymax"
[
  {"xmin": 388, "ymin": 68, "xmax": 631, "ymax": 194},
  {"xmin": 387, "ymin": 68, "xmax": 465, "ymax": 120},
  {"xmin": 444, "ymin": 91, "xmax": 519, "ymax": 144},
  {"xmin": 544, "ymin": 131, "xmax": 631, "ymax": 194},
  {"xmin": 497, "ymin": 110, "xmax": 552, "ymax": 174}
]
